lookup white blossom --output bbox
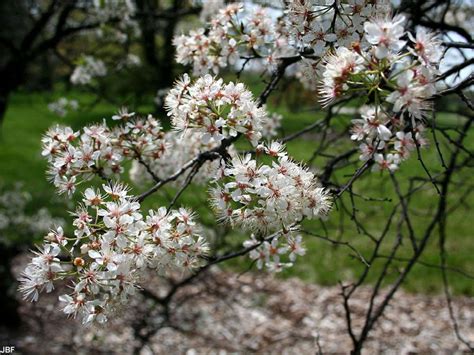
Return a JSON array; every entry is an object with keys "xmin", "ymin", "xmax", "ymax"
[
  {"xmin": 165, "ymin": 74, "xmax": 268, "ymax": 146},
  {"xmin": 70, "ymin": 56, "xmax": 107, "ymax": 85},
  {"xmin": 19, "ymin": 183, "xmax": 209, "ymax": 325},
  {"xmin": 364, "ymin": 15, "xmax": 406, "ymax": 59},
  {"xmin": 48, "ymin": 98, "xmax": 79, "ymax": 117},
  {"xmin": 210, "ymin": 142, "xmax": 331, "ymax": 233}
]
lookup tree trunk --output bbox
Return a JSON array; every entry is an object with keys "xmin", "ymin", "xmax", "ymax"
[
  {"xmin": 136, "ymin": 0, "xmax": 160, "ymax": 68},
  {"xmin": 0, "ymin": 90, "xmax": 9, "ymax": 126},
  {"xmin": 0, "ymin": 59, "xmax": 26, "ymax": 125},
  {"xmin": 160, "ymin": 0, "xmax": 182, "ymax": 89}
]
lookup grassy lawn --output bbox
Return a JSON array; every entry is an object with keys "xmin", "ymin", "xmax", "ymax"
[{"xmin": 1, "ymin": 86, "xmax": 472, "ymax": 296}]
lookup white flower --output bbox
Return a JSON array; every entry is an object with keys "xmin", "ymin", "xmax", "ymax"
[
  {"xmin": 319, "ymin": 47, "xmax": 364, "ymax": 106},
  {"xmin": 307, "ymin": 20, "xmax": 336, "ymax": 55},
  {"xmin": 286, "ymin": 234, "xmax": 306, "ymax": 262},
  {"xmin": 361, "ymin": 107, "xmax": 392, "ymax": 141},
  {"xmin": 408, "ymin": 28, "xmax": 442, "ymax": 66},
  {"xmin": 173, "ymin": 3, "xmax": 282, "ymax": 75},
  {"xmin": 165, "ymin": 75, "xmax": 267, "ymax": 146},
  {"xmin": 394, "ymin": 131, "xmax": 415, "ymax": 159},
  {"xmin": 103, "ymin": 183, "xmax": 129, "ymax": 200},
  {"xmin": 59, "ymin": 293, "xmax": 86, "ymax": 318},
  {"xmin": 112, "ymin": 106, "xmax": 135, "ymax": 121},
  {"xmin": 48, "ymin": 226, "xmax": 67, "ymax": 246},
  {"xmin": 19, "ymin": 243, "xmax": 63, "ymax": 301},
  {"xmin": 19, "ymin": 183, "xmax": 208, "ymax": 325},
  {"xmin": 386, "ymin": 70, "xmax": 431, "ymax": 119},
  {"xmin": 248, "ymin": 231, "xmax": 305, "ymax": 272},
  {"xmin": 84, "ymin": 188, "xmax": 104, "ymax": 207},
  {"xmin": 358, "ymin": 140, "xmax": 378, "ymax": 161},
  {"xmin": 373, "ymin": 153, "xmax": 400, "ymax": 172},
  {"xmin": 210, "ymin": 143, "xmax": 331, "ymax": 233},
  {"xmin": 364, "ymin": 15, "xmax": 406, "ymax": 59},
  {"xmin": 70, "ymin": 56, "xmax": 107, "ymax": 85},
  {"xmin": 48, "ymin": 98, "xmax": 79, "ymax": 117}
]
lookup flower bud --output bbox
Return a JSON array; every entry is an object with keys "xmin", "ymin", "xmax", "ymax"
[
  {"xmin": 80, "ymin": 244, "xmax": 89, "ymax": 254},
  {"xmin": 46, "ymin": 232, "xmax": 56, "ymax": 242},
  {"xmin": 351, "ymin": 41, "xmax": 361, "ymax": 54},
  {"xmin": 73, "ymin": 257, "xmax": 85, "ymax": 267},
  {"xmin": 90, "ymin": 241, "xmax": 101, "ymax": 250}
]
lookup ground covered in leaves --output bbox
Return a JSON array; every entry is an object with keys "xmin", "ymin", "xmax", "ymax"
[{"xmin": 3, "ymin": 266, "xmax": 474, "ymax": 354}]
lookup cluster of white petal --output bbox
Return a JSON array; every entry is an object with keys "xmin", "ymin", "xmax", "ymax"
[
  {"xmin": 174, "ymin": 3, "xmax": 293, "ymax": 75},
  {"xmin": 244, "ymin": 230, "xmax": 307, "ymax": 272},
  {"xmin": 210, "ymin": 142, "xmax": 331, "ymax": 234},
  {"xmin": 90, "ymin": 0, "xmax": 140, "ymax": 39},
  {"xmin": 319, "ymin": 47, "xmax": 365, "ymax": 106},
  {"xmin": 318, "ymin": 15, "xmax": 442, "ymax": 172},
  {"xmin": 199, "ymin": 0, "xmax": 225, "ymax": 21},
  {"xmin": 174, "ymin": 1, "xmax": 395, "ymax": 90},
  {"xmin": 261, "ymin": 110, "xmax": 283, "ymax": 140},
  {"xmin": 19, "ymin": 243, "xmax": 63, "ymax": 303},
  {"xmin": 41, "ymin": 111, "xmax": 168, "ymax": 196},
  {"xmin": 286, "ymin": 0, "xmax": 391, "ymax": 55},
  {"xmin": 350, "ymin": 107, "xmax": 428, "ymax": 172},
  {"xmin": 165, "ymin": 74, "xmax": 268, "ymax": 146},
  {"xmin": 320, "ymin": 16, "xmax": 440, "ymax": 114},
  {"xmin": 70, "ymin": 56, "xmax": 107, "ymax": 85},
  {"xmin": 0, "ymin": 184, "xmax": 64, "ymax": 236},
  {"xmin": 19, "ymin": 183, "xmax": 209, "ymax": 325},
  {"xmin": 130, "ymin": 130, "xmax": 236, "ymax": 186},
  {"xmin": 48, "ymin": 98, "xmax": 79, "ymax": 117},
  {"xmin": 363, "ymin": 14, "xmax": 407, "ymax": 59}
]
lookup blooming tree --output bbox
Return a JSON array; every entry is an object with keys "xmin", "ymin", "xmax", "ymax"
[
  {"xmin": 18, "ymin": 0, "xmax": 474, "ymax": 353},
  {"xmin": 0, "ymin": 0, "xmax": 203, "ymax": 122}
]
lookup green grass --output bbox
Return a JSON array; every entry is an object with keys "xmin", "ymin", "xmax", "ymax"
[{"xmin": 1, "ymin": 87, "xmax": 473, "ymax": 296}]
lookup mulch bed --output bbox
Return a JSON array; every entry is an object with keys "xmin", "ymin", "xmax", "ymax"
[{"xmin": 2, "ymin": 264, "xmax": 473, "ymax": 354}]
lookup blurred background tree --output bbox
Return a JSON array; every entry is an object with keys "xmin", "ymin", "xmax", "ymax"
[{"xmin": 0, "ymin": 0, "xmax": 203, "ymax": 124}]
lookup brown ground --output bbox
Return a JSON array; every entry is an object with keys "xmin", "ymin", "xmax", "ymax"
[{"xmin": 2, "ymin": 265, "xmax": 473, "ymax": 354}]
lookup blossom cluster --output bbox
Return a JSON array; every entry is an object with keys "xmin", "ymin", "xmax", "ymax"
[
  {"xmin": 19, "ymin": 184, "xmax": 208, "ymax": 325},
  {"xmin": 210, "ymin": 142, "xmax": 331, "ymax": 233},
  {"xmin": 209, "ymin": 142, "xmax": 330, "ymax": 271},
  {"xmin": 165, "ymin": 74, "xmax": 268, "ymax": 146},
  {"xmin": 41, "ymin": 111, "xmax": 168, "ymax": 196},
  {"xmin": 173, "ymin": 3, "xmax": 292, "ymax": 75},
  {"xmin": 67, "ymin": 1, "xmax": 141, "ymax": 92},
  {"xmin": 175, "ymin": 1, "xmax": 393, "ymax": 86},
  {"xmin": 286, "ymin": 0, "xmax": 391, "ymax": 55},
  {"xmin": 129, "ymin": 110, "xmax": 281, "ymax": 186},
  {"xmin": 91, "ymin": 0, "xmax": 136, "ymax": 22},
  {"xmin": 130, "ymin": 130, "xmax": 236, "ymax": 186},
  {"xmin": 70, "ymin": 56, "xmax": 107, "ymax": 85},
  {"xmin": 350, "ymin": 107, "xmax": 428, "ymax": 172},
  {"xmin": 199, "ymin": 0, "xmax": 225, "ymax": 21},
  {"xmin": 261, "ymin": 111, "xmax": 283, "ymax": 140},
  {"xmin": 244, "ymin": 230, "xmax": 307, "ymax": 272},
  {"xmin": 318, "ymin": 15, "xmax": 442, "ymax": 171},
  {"xmin": 0, "ymin": 184, "xmax": 64, "ymax": 240},
  {"xmin": 116, "ymin": 53, "xmax": 141, "ymax": 70},
  {"xmin": 90, "ymin": 0, "xmax": 140, "ymax": 42},
  {"xmin": 48, "ymin": 98, "xmax": 79, "ymax": 117},
  {"xmin": 320, "ymin": 16, "xmax": 441, "ymax": 115}
]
